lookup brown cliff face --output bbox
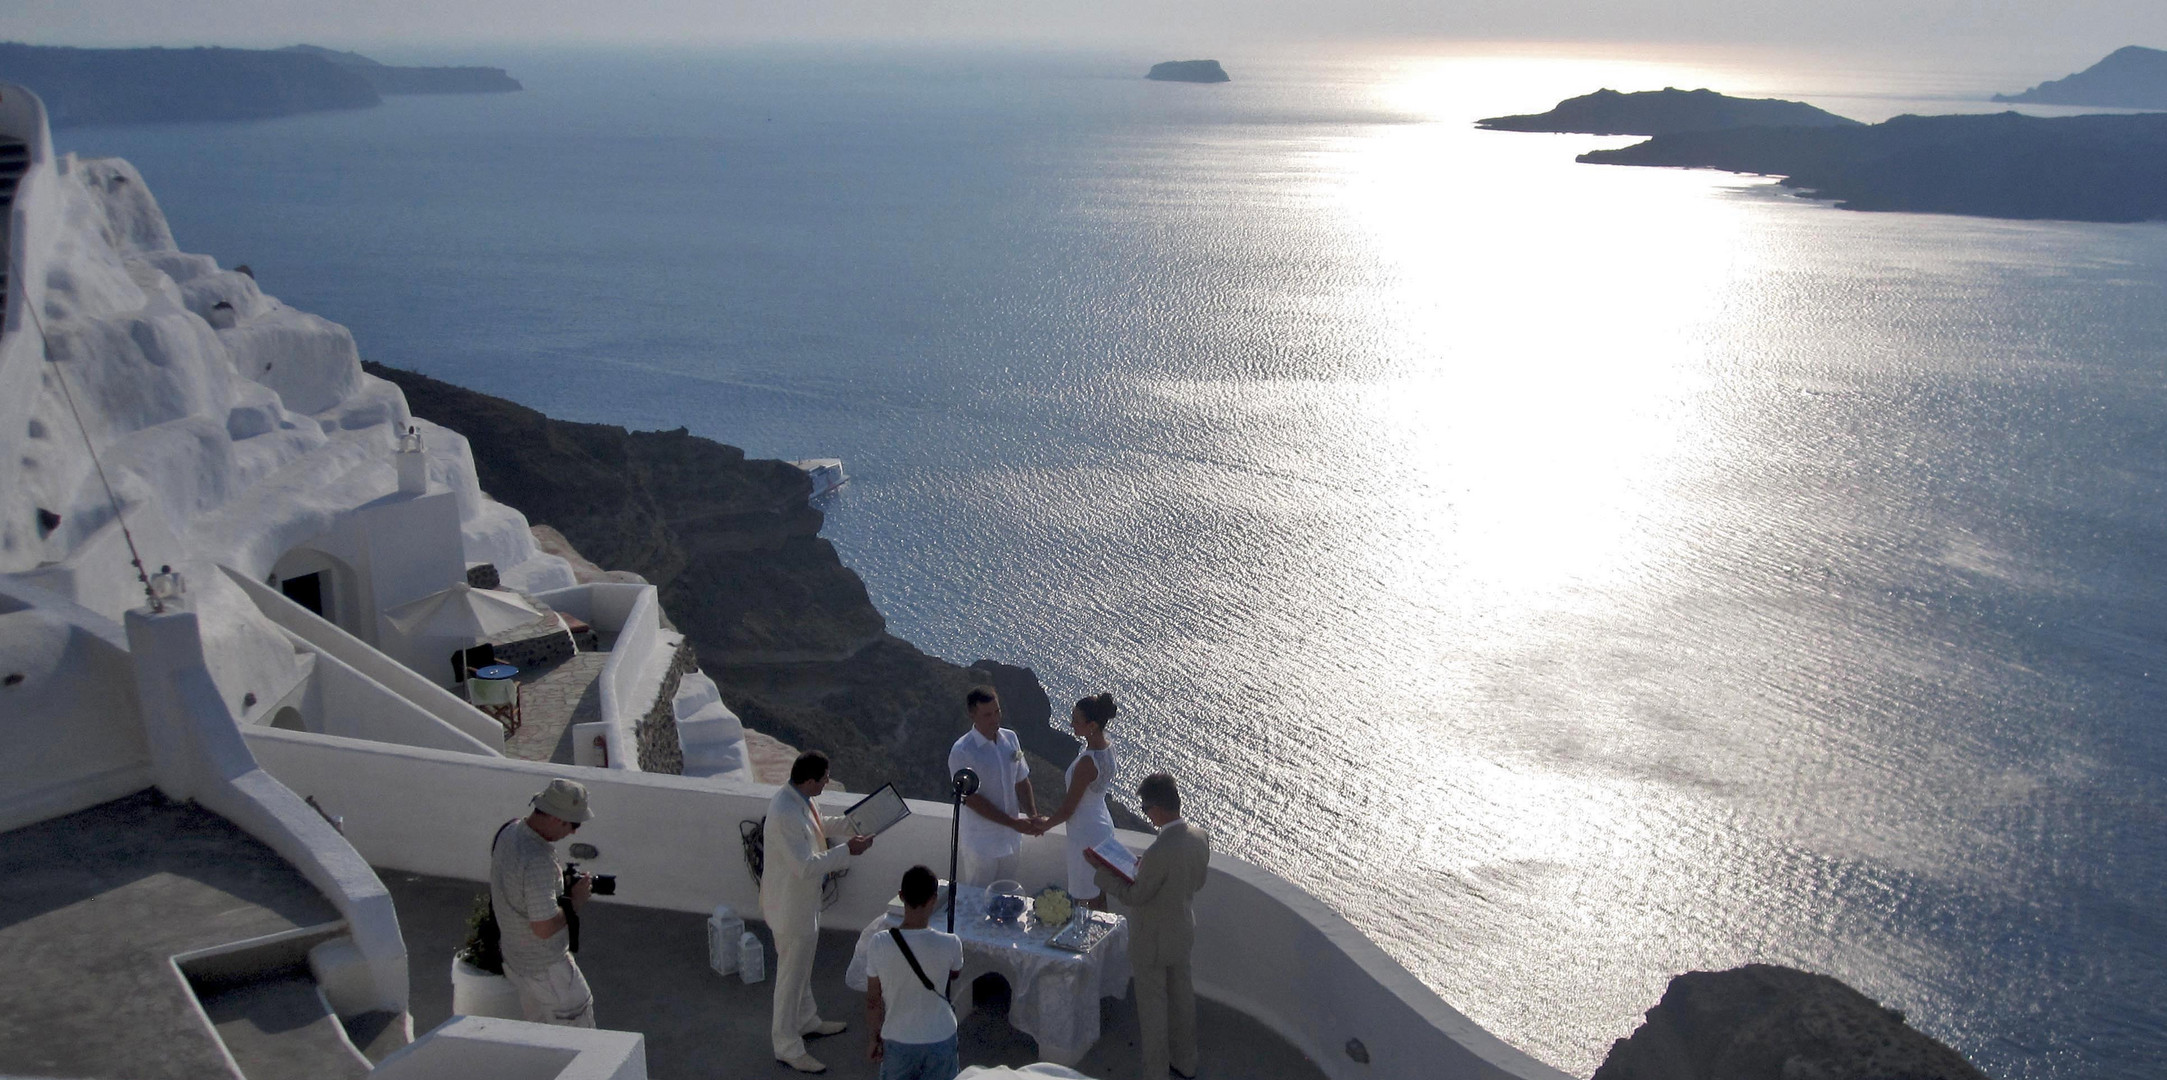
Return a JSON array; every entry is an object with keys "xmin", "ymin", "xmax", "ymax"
[
  {"xmin": 1594, "ymin": 965, "xmax": 1988, "ymax": 1080},
  {"xmin": 367, "ymin": 362, "xmax": 1060, "ymax": 801}
]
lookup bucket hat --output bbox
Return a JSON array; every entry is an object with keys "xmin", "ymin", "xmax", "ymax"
[{"xmin": 531, "ymin": 777, "xmax": 592, "ymax": 823}]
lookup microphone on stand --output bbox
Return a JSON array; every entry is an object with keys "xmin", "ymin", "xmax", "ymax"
[{"xmin": 947, "ymin": 768, "xmax": 980, "ymax": 933}]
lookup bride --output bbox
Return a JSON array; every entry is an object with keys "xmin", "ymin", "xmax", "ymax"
[{"xmin": 1036, "ymin": 692, "xmax": 1120, "ymax": 910}]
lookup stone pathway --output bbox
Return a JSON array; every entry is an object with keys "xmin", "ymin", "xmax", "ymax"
[{"xmin": 503, "ymin": 652, "xmax": 607, "ymax": 764}]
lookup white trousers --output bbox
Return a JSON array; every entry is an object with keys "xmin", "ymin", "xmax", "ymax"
[
  {"xmin": 770, "ymin": 926, "xmax": 824, "ymax": 1060},
  {"xmin": 957, "ymin": 849, "xmax": 1018, "ymax": 888},
  {"xmin": 504, "ymin": 956, "xmax": 596, "ymax": 1028}
]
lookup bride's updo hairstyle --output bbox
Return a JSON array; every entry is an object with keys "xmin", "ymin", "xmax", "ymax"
[{"xmin": 1076, "ymin": 692, "xmax": 1118, "ymax": 727}]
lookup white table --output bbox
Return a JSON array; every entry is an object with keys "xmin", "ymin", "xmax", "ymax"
[{"xmin": 845, "ymin": 886, "xmax": 1131, "ymax": 1066}]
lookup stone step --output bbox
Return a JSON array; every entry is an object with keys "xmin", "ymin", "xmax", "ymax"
[
  {"xmin": 340, "ymin": 1009, "xmax": 409, "ymax": 1064},
  {"xmin": 196, "ymin": 969, "xmax": 370, "ymax": 1080}
]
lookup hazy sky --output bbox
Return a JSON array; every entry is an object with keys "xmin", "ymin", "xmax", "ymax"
[{"xmin": 6, "ymin": 0, "xmax": 2165, "ymax": 61}]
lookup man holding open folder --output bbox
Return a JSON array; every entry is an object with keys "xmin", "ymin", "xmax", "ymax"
[
  {"xmin": 765, "ymin": 751, "xmax": 876, "ymax": 1074},
  {"xmin": 1090, "ymin": 772, "xmax": 1211, "ymax": 1080}
]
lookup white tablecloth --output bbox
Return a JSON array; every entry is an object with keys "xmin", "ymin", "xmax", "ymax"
[{"xmin": 846, "ymin": 886, "xmax": 1131, "ymax": 1065}]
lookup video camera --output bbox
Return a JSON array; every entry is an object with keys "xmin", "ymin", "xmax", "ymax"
[{"xmin": 564, "ymin": 862, "xmax": 617, "ymax": 897}]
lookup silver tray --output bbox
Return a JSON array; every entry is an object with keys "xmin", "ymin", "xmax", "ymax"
[{"xmin": 1046, "ymin": 912, "xmax": 1118, "ymax": 953}]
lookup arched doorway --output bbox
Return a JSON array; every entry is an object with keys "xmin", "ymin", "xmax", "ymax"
[{"xmin": 269, "ymin": 547, "xmax": 360, "ymax": 637}]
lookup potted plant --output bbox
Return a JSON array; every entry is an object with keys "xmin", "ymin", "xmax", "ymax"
[{"xmin": 450, "ymin": 893, "xmax": 523, "ymax": 1019}]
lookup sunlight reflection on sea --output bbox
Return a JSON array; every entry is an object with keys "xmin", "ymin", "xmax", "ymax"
[{"xmin": 66, "ymin": 41, "xmax": 2167, "ymax": 1077}]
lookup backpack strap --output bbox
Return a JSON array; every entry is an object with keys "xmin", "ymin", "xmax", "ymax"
[{"xmin": 887, "ymin": 927, "xmax": 938, "ymax": 993}]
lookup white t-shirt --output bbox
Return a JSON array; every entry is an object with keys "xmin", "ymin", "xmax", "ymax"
[
  {"xmin": 867, "ymin": 927, "xmax": 963, "ymax": 1044},
  {"xmin": 948, "ymin": 726, "xmax": 1028, "ymax": 858}
]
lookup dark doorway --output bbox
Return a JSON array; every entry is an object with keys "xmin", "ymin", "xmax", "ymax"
[{"xmin": 281, "ymin": 572, "xmax": 325, "ymax": 617}]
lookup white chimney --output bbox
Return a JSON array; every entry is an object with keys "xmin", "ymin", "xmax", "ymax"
[{"xmin": 395, "ymin": 425, "xmax": 428, "ymax": 495}]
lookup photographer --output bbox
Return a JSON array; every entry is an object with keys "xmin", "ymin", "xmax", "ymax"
[{"xmin": 489, "ymin": 778, "xmax": 598, "ymax": 1027}]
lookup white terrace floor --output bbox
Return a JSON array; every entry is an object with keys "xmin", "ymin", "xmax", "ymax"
[{"xmin": 383, "ymin": 871, "xmax": 1331, "ymax": 1080}]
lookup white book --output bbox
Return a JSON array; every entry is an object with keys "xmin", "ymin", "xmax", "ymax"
[{"xmin": 1086, "ymin": 837, "xmax": 1140, "ymax": 883}]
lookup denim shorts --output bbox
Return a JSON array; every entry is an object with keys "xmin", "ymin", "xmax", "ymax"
[{"xmin": 880, "ymin": 1033, "xmax": 960, "ymax": 1080}]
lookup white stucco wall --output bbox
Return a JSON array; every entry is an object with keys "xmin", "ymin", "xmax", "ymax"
[
  {"xmin": 531, "ymin": 582, "xmax": 668, "ymax": 772},
  {"xmin": 125, "ymin": 606, "xmax": 410, "ymax": 1018},
  {"xmin": 226, "ymin": 565, "xmax": 506, "ymax": 752},
  {"xmin": 0, "ymin": 83, "xmax": 63, "ymax": 571},
  {"xmin": 245, "ymin": 731, "xmax": 1566, "ymax": 1080},
  {"xmin": 0, "ymin": 582, "xmax": 151, "ymax": 832}
]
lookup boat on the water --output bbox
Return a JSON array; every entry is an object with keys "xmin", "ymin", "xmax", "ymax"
[{"xmin": 791, "ymin": 457, "xmax": 848, "ymax": 499}]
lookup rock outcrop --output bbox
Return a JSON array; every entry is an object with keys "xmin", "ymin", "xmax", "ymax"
[
  {"xmin": 1478, "ymin": 87, "xmax": 1860, "ymax": 136},
  {"xmin": 367, "ymin": 363, "xmax": 1068, "ymax": 801},
  {"xmin": 1594, "ymin": 965, "xmax": 1988, "ymax": 1080}
]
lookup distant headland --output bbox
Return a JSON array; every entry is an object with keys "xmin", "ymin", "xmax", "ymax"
[
  {"xmin": 1579, "ymin": 110, "xmax": 2167, "ymax": 222},
  {"xmin": 1994, "ymin": 45, "xmax": 2167, "ymax": 109},
  {"xmin": 0, "ymin": 42, "xmax": 520, "ymax": 126},
  {"xmin": 1477, "ymin": 87, "xmax": 1861, "ymax": 136},
  {"xmin": 279, "ymin": 44, "xmax": 522, "ymax": 95},
  {"xmin": 1148, "ymin": 60, "xmax": 1230, "ymax": 83}
]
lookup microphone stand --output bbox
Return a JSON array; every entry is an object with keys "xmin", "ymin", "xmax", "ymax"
[{"xmin": 947, "ymin": 768, "xmax": 979, "ymax": 934}]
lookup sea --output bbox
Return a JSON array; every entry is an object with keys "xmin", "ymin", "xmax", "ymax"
[{"xmin": 56, "ymin": 40, "xmax": 2167, "ymax": 1078}]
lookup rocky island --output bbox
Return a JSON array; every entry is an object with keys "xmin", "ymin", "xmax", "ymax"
[
  {"xmin": 1995, "ymin": 45, "xmax": 2167, "ymax": 109},
  {"xmin": 1147, "ymin": 60, "xmax": 1230, "ymax": 83},
  {"xmin": 0, "ymin": 42, "xmax": 520, "ymax": 126},
  {"xmin": 1578, "ymin": 109, "xmax": 2167, "ymax": 222},
  {"xmin": 1477, "ymin": 87, "xmax": 1861, "ymax": 135},
  {"xmin": 1595, "ymin": 964, "xmax": 1987, "ymax": 1080}
]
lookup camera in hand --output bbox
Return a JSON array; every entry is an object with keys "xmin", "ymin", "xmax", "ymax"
[{"xmin": 564, "ymin": 862, "xmax": 617, "ymax": 896}]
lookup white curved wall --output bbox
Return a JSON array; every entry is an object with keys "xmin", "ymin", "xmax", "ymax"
[
  {"xmin": 244, "ymin": 731, "xmax": 1568, "ymax": 1080},
  {"xmin": 530, "ymin": 582, "xmax": 667, "ymax": 772}
]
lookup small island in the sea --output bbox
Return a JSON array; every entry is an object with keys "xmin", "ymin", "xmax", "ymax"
[
  {"xmin": 0, "ymin": 41, "xmax": 520, "ymax": 125},
  {"xmin": 1477, "ymin": 87, "xmax": 1861, "ymax": 135},
  {"xmin": 1578, "ymin": 110, "xmax": 2167, "ymax": 222},
  {"xmin": 1148, "ymin": 59, "xmax": 1230, "ymax": 83},
  {"xmin": 1994, "ymin": 45, "xmax": 2167, "ymax": 109}
]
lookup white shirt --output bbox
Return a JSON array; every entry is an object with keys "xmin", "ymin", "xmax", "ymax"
[
  {"xmin": 948, "ymin": 726, "xmax": 1027, "ymax": 858},
  {"xmin": 867, "ymin": 927, "xmax": 963, "ymax": 1044}
]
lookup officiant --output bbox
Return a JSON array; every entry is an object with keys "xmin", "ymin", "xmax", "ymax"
[
  {"xmin": 1092, "ymin": 772, "xmax": 1210, "ymax": 1080},
  {"xmin": 764, "ymin": 751, "xmax": 876, "ymax": 1074}
]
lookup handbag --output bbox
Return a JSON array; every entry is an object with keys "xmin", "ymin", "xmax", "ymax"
[{"xmin": 471, "ymin": 819, "xmax": 518, "ymax": 966}]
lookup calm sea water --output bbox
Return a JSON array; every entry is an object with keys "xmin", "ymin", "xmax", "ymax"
[{"xmin": 60, "ymin": 42, "xmax": 2167, "ymax": 1078}]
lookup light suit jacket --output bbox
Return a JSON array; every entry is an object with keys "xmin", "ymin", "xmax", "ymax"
[
  {"xmin": 760, "ymin": 784, "xmax": 854, "ymax": 936},
  {"xmin": 1095, "ymin": 819, "xmax": 1211, "ymax": 970}
]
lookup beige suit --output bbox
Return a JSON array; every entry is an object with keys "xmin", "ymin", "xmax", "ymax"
[
  {"xmin": 1096, "ymin": 819, "xmax": 1211, "ymax": 1079},
  {"xmin": 760, "ymin": 784, "xmax": 855, "ymax": 1061}
]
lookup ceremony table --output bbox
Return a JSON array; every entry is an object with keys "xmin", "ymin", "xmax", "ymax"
[{"xmin": 845, "ymin": 885, "xmax": 1132, "ymax": 1066}]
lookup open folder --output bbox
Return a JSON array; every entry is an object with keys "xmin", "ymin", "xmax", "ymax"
[
  {"xmin": 1084, "ymin": 837, "xmax": 1140, "ymax": 883},
  {"xmin": 843, "ymin": 783, "xmax": 911, "ymax": 838}
]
